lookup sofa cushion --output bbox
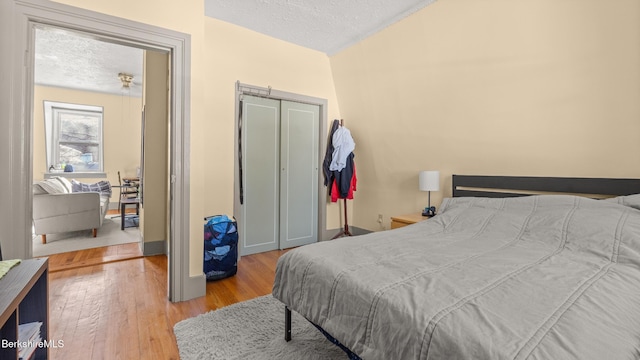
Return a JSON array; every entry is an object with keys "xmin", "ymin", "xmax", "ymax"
[{"xmin": 33, "ymin": 178, "xmax": 69, "ymax": 194}]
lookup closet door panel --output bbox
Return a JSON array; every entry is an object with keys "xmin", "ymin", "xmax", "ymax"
[
  {"xmin": 241, "ymin": 96, "xmax": 280, "ymax": 255},
  {"xmin": 279, "ymin": 100, "xmax": 319, "ymax": 249}
]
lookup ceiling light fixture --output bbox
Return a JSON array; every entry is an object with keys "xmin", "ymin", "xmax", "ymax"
[{"xmin": 118, "ymin": 72, "xmax": 134, "ymax": 88}]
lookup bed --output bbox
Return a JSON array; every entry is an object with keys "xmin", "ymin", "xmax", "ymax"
[{"xmin": 272, "ymin": 175, "xmax": 640, "ymax": 359}]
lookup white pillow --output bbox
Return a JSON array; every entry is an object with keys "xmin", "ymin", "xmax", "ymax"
[
  {"xmin": 34, "ymin": 178, "xmax": 67, "ymax": 194},
  {"xmin": 32, "ymin": 183, "xmax": 47, "ymax": 195},
  {"xmin": 52, "ymin": 176, "xmax": 72, "ymax": 193}
]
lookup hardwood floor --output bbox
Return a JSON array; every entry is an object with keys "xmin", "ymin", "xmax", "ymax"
[
  {"xmin": 42, "ymin": 208, "xmax": 146, "ymax": 273},
  {"xmin": 46, "ymin": 242, "xmax": 143, "ymax": 273},
  {"xmin": 45, "ymin": 247, "xmax": 288, "ymax": 360}
]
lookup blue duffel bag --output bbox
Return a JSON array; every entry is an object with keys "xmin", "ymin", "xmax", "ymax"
[{"xmin": 203, "ymin": 215, "xmax": 238, "ymax": 281}]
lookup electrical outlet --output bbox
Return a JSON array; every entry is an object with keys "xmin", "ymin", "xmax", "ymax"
[{"xmin": 377, "ymin": 214, "xmax": 383, "ymax": 224}]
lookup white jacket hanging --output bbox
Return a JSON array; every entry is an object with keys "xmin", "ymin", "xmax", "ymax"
[{"xmin": 329, "ymin": 126, "xmax": 355, "ymax": 172}]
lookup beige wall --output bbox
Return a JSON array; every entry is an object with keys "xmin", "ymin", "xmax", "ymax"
[
  {"xmin": 45, "ymin": 0, "xmax": 640, "ymax": 276},
  {"xmin": 139, "ymin": 50, "xmax": 169, "ymax": 246},
  {"xmin": 202, "ymin": 18, "xmax": 342, "ymax": 228},
  {"xmin": 330, "ymin": 0, "xmax": 640, "ymax": 230},
  {"xmin": 53, "ymin": 0, "xmax": 208, "ymax": 276},
  {"xmin": 33, "ymin": 85, "xmax": 142, "ymax": 186},
  {"xmin": 51, "ymin": 0, "xmax": 342, "ymax": 275}
]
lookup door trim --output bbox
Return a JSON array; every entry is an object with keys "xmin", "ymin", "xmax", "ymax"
[
  {"xmin": 6, "ymin": 0, "xmax": 201, "ymax": 302},
  {"xmin": 233, "ymin": 82, "xmax": 329, "ymax": 252}
]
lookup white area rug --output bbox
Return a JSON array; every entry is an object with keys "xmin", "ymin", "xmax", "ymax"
[
  {"xmin": 32, "ymin": 218, "xmax": 140, "ymax": 257},
  {"xmin": 173, "ymin": 295, "xmax": 348, "ymax": 360}
]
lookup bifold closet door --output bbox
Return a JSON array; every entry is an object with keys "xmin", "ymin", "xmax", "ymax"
[
  {"xmin": 279, "ymin": 100, "xmax": 319, "ymax": 250},
  {"xmin": 241, "ymin": 96, "xmax": 281, "ymax": 255},
  {"xmin": 240, "ymin": 96, "xmax": 319, "ymax": 255}
]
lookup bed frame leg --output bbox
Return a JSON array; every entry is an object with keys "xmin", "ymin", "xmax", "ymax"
[{"xmin": 285, "ymin": 306, "xmax": 292, "ymax": 342}]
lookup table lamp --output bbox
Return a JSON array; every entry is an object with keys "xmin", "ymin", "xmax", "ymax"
[{"xmin": 419, "ymin": 170, "xmax": 440, "ymax": 217}]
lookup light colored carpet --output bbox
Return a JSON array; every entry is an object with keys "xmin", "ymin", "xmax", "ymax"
[
  {"xmin": 173, "ymin": 295, "xmax": 348, "ymax": 360},
  {"xmin": 32, "ymin": 218, "xmax": 140, "ymax": 257}
]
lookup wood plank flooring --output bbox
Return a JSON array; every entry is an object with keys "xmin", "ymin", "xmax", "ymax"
[
  {"xmin": 44, "ymin": 208, "xmax": 145, "ymax": 273},
  {"xmin": 45, "ymin": 247, "xmax": 288, "ymax": 360},
  {"xmin": 47, "ymin": 242, "xmax": 143, "ymax": 273}
]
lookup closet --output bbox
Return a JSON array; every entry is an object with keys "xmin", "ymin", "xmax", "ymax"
[{"xmin": 239, "ymin": 95, "xmax": 320, "ymax": 255}]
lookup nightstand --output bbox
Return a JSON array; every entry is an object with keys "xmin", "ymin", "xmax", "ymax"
[{"xmin": 390, "ymin": 212, "xmax": 430, "ymax": 229}]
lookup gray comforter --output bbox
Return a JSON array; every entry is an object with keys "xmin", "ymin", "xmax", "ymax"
[{"xmin": 272, "ymin": 195, "xmax": 640, "ymax": 359}]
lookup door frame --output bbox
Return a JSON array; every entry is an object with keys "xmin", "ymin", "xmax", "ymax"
[
  {"xmin": 3, "ymin": 0, "xmax": 201, "ymax": 302},
  {"xmin": 233, "ymin": 82, "xmax": 329, "ymax": 253}
]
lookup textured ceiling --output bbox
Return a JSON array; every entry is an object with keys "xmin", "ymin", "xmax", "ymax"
[
  {"xmin": 205, "ymin": 0, "xmax": 437, "ymax": 55},
  {"xmin": 34, "ymin": 26, "xmax": 144, "ymax": 97},
  {"xmin": 34, "ymin": 1, "xmax": 437, "ymax": 95}
]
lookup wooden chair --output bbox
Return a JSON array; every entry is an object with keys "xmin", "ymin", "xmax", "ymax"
[{"xmin": 114, "ymin": 171, "xmax": 138, "ymax": 215}]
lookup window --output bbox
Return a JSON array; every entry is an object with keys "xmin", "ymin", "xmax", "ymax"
[{"xmin": 43, "ymin": 101, "xmax": 104, "ymax": 172}]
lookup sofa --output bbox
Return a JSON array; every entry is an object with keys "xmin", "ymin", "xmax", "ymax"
[{"xmin": 32, "ymin": 177, "xmax": 110, "ymax": 244}]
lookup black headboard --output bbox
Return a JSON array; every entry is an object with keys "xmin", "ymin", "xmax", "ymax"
[{"xmin": 452, "ymin": 175, "xmax": 640, "ymax": 198}]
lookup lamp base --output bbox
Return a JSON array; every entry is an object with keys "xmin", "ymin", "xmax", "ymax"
[{"xmin": 422, "ymin": 206, "xmax": 436, "ymax": 217}]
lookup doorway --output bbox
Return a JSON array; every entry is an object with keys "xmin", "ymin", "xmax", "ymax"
[
  {"xmin": 31, "ymin": 26, "xmax": 146, "ymax": 257},
  {"xmin": 236, "ymin": 86, "xmax": 327, "ymax": 256},
  {"xmin": 6, "ymin": 0, "xmax": 199, "ymax": 301}
]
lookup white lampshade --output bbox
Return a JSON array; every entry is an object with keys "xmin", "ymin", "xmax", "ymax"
[{"xmin": 419, "ymin": 171, "xmax": 440, "ymax": 192}]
